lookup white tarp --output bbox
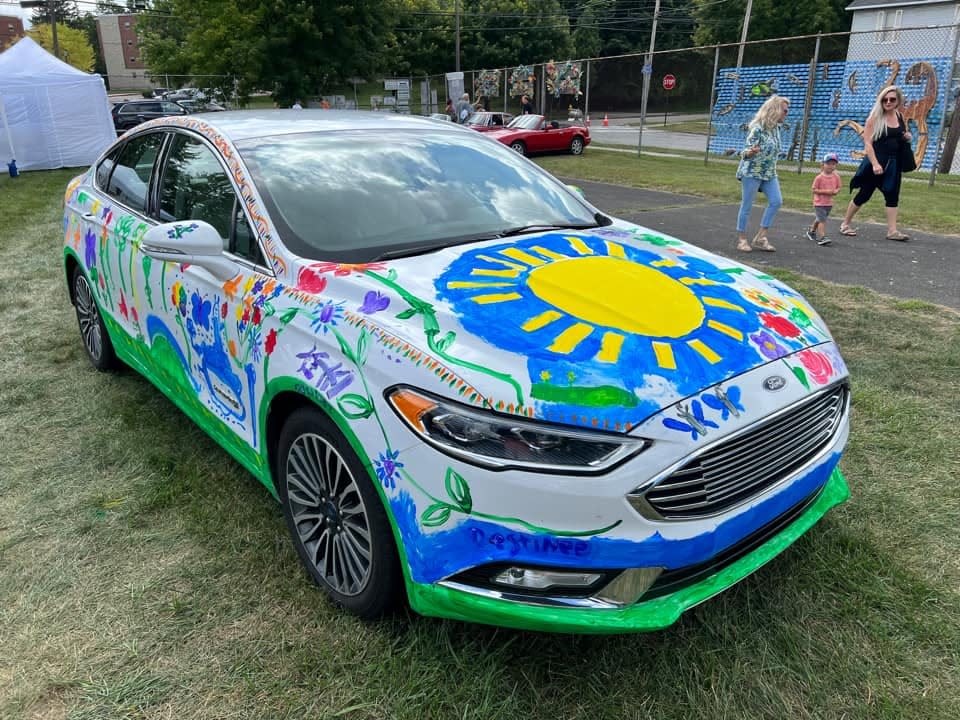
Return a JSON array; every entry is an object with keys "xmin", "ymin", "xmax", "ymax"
[{"xmin": 0, "ymin": 37, "xmax": 116, "ymax": 171}]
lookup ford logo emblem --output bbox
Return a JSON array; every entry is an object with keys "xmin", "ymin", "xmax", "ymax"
[{"xmin": 763, "ymin": 375, "xmax": 787, "ymax": 392}]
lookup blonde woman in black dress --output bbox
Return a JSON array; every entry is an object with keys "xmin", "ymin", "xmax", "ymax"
[{"xmin": 840, "ymin": 85, "xmax": 913, "ymax": 241}]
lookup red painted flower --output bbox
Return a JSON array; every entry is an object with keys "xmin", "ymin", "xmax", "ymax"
[
  {"xmin": 131, "ymin": 307, "xmax": 139, "ymax": 324},
  {"xmin": 798, "ymin": 349, "xmax": 833, "ymax": 385},
  {"xmin": 252, "ymin": 306, "xmax": 262, "ymax": 326},
  {"xmin": 265, "ymin": 328, "xmax": 278, "ymax": 355},
  {"xmin": 760, "ymin": 312, "xmax": 801, "ymax": 338},
  {"xmin": 220, "ymin": 302, "xmax": 228, "ymax": 319},
  {"xmin": 308, "ymin": 261, "xmax": 387, "ymax": 277},
  {"xmin": 296, "ymin": 265, "xmax": 328, "ymax": 294},
  {"xmin": 118, "ymin": 292, "xmax": 128, "ymax": 319}
]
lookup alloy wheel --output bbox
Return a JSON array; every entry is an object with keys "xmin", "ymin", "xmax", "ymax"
[
  {"xmin": 74, "ymin": 273, "xmax": 103, "ymax": 362},
  {"xmin": 285, "ymin": 432, "xmax": 373, "ymax": 596}
]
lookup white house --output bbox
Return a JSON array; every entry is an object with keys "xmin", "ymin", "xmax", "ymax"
[{"xmin": 845, "ymin": 0, "xmax": 960, "ymax": 61}]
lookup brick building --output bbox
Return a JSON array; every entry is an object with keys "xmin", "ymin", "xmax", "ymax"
[
  {"xmin": 95, "ymin": 13, "xmax": 151, "ymax": 91},
  {"xmin": 0, "ymin": 15, "xmax": 26, "ymax": 51}
]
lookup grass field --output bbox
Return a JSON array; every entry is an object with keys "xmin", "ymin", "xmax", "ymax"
[
  {"xmin": 1, "ymin": 166, "xmax": 958, "ymax": 720},
  {"xmin": 537, "ymin": 150, "xmax": 960, "ymax": 235}
]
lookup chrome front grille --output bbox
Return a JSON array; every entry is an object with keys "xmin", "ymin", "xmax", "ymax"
[{"xmin": 642, "ymin": 383, "xmax": 848, "ymax": 520}]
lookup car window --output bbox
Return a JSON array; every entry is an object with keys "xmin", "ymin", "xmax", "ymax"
[
  {"xmin": 160, "ymin": 102, "xmax": 185, "ymax": 114},
  {"xmin": 158, "ymin": 134, "xmax": 263, "ymax": 265},
  {"xmin": 95, "ymin": 145, "xmax": 122, "ymax": 189},
  {"xmin": 122, "ymin": 102, "xmax": 160, "ymax": 114},
  {"xmin": 237, "ymin": 129, "xmax": 596, "ymax": 263},
  {"xmin": 104, "ymin": 133, "xmax": 164, "ymax": 212}
]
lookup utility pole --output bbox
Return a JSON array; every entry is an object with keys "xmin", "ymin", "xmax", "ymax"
[
  {"xmin": 18, "ymin": 0, "xmax": 58, "ymax": 59},
  {"xmin": 455, "ymin": 0, "xmax": 461, "ymax": 72},
  {"xmin": 637, "ymin": 0, "xmax": 661, "ymax": 156},
  {"xmin": 736, "ymin": 0, "xmax": 754, "ymax": 69}
]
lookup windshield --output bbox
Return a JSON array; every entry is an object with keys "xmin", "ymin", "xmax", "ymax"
[
  {"xmin": 464, "ymin": 113, "xmax": 488, "ymax": 126},
  {"xmin": 507, "ymin": 114, "xmax": 544, "ymax": 130},
  {"xmin": 236, "ymin": 129, "xmax": 596, "ymax": 262}
]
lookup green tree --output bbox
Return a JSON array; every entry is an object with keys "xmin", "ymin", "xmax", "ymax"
[
  {"xmin": 459, "ymin": 0, "xmax": 574, "ymax": 70},
  {"xmin": 28, "ymin": 23, "xmax": 96, "ymax": 71},
  {"xmin": 693, "ymin": 0, "xmax": 852, "ymax": 62},
  {"xmin": 391, "ymin": 0, "xmax": 455, "ymax": 77},
  {"xmin": 138, "ymin": 0, "xmax": 399, "ymax": 105},
  {"xmin": 29, "ymin": 0, "xmax": 80, "ymax": 29},
  {"xmin": 571, "ymin": 0, "xmax": 613, "ymax": 59}
]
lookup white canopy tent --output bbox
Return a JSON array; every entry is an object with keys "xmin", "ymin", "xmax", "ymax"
[{"xmin": 0, "ymin": 37, "xmax": 116, "ymax": 171}]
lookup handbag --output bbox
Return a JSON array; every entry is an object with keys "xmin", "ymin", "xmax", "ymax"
[{"xmin": 899, "ymin": 140, "xmax": 917, "ymax": 173}]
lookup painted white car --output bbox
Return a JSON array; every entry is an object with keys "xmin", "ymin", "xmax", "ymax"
[{"xmin": 62, "ymin": 111, "xmax": 850, "ymax": 633}]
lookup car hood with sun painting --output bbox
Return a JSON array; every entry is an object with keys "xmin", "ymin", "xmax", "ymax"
[{"xmin": 294, "ymin": 223, "xmax": 839, "ymax": 433}]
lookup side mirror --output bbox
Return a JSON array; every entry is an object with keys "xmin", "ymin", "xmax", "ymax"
[{"xmin": 141, "ymin": 221, "xmax": 238, "ymax": 281}]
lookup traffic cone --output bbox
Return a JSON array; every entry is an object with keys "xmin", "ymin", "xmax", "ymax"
[{"xmin": 602, "ymin": 113, "xmax": 609, "ymax": 127}]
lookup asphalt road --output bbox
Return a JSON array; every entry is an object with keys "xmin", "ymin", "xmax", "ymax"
[{"xmin": 560, "ymin": 177, "xmax": 960, "ymax": 311}]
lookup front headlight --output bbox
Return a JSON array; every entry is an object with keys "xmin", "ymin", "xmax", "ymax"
[{"xmin": 386, "ymin": 386, "xmax": 649, "ymax": 474}]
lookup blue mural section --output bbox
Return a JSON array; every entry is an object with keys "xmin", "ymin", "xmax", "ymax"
[{"xmin": 709, "ymin": 57, "xmax": 952, "ymax": 170}]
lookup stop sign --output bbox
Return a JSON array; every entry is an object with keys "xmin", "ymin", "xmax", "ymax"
[{"xmin": 662, "ymin": 74, "xmax": 676, "ymax": 90}]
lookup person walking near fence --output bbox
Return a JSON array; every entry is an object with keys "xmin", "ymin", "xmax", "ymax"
[
  {"xmin": 734, "ymin": 95, "xmax": 790, "ymax": 253},
  {"xmin": 521, "ymin": 94, "xmax": 534, "ymax": 115},
  {"xmin": 806, "ymin": 152, "xmax": 841, "ymax": 246},
  {"xmin": 456, "ymin": 93, "xmax": 472, "ymax": 123},
  {"xmin": 840, "ymin": 85, "xmax": 913, "ymax": 242}
]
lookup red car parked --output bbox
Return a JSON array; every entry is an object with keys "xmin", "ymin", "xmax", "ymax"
[{"xmin": 487, "ymin": 114, "xmax": 590, "ymax": 156}]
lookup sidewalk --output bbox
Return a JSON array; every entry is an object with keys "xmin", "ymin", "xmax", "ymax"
[{"xmin": 560, "ymin": 177, "xmax": 960, "ymax": 311}]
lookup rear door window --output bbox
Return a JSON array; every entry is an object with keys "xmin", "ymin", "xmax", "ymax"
[{"xmin": 104, "ymin": 133, "xmax": 164, "ymax": 213}]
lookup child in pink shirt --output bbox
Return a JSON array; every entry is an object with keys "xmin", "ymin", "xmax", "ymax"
[{"xmin": 806, "ymin": 152, "xmax": 841, "ymax": 246}]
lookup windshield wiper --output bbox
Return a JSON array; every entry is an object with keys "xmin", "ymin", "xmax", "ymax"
[
  {"xmin": 497, "ymin": 221, "xmax": 598, "ymax": 238},
  {"xmin": 496, "ymin": 213, "xmax": 613, "ymax": 238},
  {"xmin": 371, "ymin": 242, "xmax": 456, "ymax": 262}
]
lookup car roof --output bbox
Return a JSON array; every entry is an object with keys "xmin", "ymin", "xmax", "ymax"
[{"xmin": 157, "ymin": 110, "xmax": 474, "ymax": 142}]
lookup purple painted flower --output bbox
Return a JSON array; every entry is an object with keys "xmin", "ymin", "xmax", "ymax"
[
  {"xmin": 359, "ymin": 290, "xmax": 390, "ymax": 315},
  {"xmin": 83, "ymin": 228, "xmax": 97, "ymax": 268},
  {"xmin": 309, "ymin": 301, "xmax": 344, "ymax": 334},
  {"xmin": 750, "ymin": 330, "xmax": 788, "ymax": 360},
  {"xmin": 374, "ymin": 449, "xmax": 404, "ymax": 490}
]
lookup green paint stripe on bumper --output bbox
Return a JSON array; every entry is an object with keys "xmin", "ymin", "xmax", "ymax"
[{"xmin": 408, "ymin": 467, "xmax": 850, "ymax": 634}]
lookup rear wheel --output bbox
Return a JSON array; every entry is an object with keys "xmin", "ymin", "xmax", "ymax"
[
  {"xmin": 509, "ymin": 140, "xmax": 526, "ymax": 156},
  {"xmin": 72, "ymin": 265, "xmax": 118, "ymax": 371},
  {"xmin": 570, "ymin": 136, "xmax": 585, "ymax": 155},
  {"xmin": 277, "ymin": 407, "xmax": 402, "ymax": 618}
]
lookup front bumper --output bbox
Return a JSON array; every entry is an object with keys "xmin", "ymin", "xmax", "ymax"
[{"xmin": 407, "ymin": 467, "xmax": 848, "ymax": 633}]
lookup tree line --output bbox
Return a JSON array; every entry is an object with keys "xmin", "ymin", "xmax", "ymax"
[{"xmin": 22, "ymin": 1, "xmax": 854, "ymax": 103}]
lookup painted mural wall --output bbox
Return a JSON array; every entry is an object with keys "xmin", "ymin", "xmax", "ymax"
[{"xmin": 709, "ymin": 56, "xmax": 953, "ymax": 170}]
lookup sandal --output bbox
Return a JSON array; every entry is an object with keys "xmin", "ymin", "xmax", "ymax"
[
  {"xmin": 839, "ymin": 224, "xmax": 857, "ymax": 236},
  {"xmin": 736, "ymin": 237, "xmax": 752, "ymax": 252},
  {"xmin": 751, "ymin": 232, "xmax": 776, "ymax": 252},
  {"xmin": 886, "ymin": 231, "xmax": 910, "ymax": 242}
]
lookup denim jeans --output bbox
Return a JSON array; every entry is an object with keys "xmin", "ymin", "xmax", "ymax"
[{"xmin": 737, "ymin": 176, "xmax": 783, "ymax": 233}]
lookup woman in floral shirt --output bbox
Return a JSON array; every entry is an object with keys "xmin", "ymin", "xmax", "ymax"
[{"xmin": 735, "ymin": 95, "xmax": 790, "ymax": 252}]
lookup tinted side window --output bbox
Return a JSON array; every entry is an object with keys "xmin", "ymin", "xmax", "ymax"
[
  {"xmin": 158, "ymin": 135, "xmax": 263, "ymax": 265},
  {"xmin": 95, "ymin": 145, "xmax": 122, "ymax": 189},
  {"xmin": 105, "ymin": 133, "xmax": 163, "ymax": 212},
  {"xmin": 160, "ymin": 102, "xmax": 185, "ymax": 114}
]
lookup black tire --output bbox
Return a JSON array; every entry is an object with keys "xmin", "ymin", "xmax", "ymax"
[
  {"xmin": 570, "ymin": 136, "xmax": 585, "ymax": 155},
  {"xmin": 276, "ymin": 406, "xmax": 403, "ymax": 618},
  {"xmin": 72, "ymin": 265, "xmax": 118, "ymax": 371},
  {"xmin": 509, "ymin": 140, "xmax": 526, "ymax": 156}
]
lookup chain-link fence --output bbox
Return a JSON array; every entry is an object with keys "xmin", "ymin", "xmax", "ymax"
[{"xmin": 344, "ymin": 24, "xmax": 960, "ymax": 180}]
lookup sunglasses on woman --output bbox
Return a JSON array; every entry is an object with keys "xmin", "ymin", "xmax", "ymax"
[{"xmin": 882, "ymin": 96, "xmax": 898, "ymax": 104}]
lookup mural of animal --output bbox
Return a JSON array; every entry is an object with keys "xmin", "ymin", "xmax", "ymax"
[
  {"xmin": 832, "ymin": 60, "xmax": 937, "ymax": 165},
  {"xmin": 901, "ymin": 61, "xmax": 938, "ymax": 162}
]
